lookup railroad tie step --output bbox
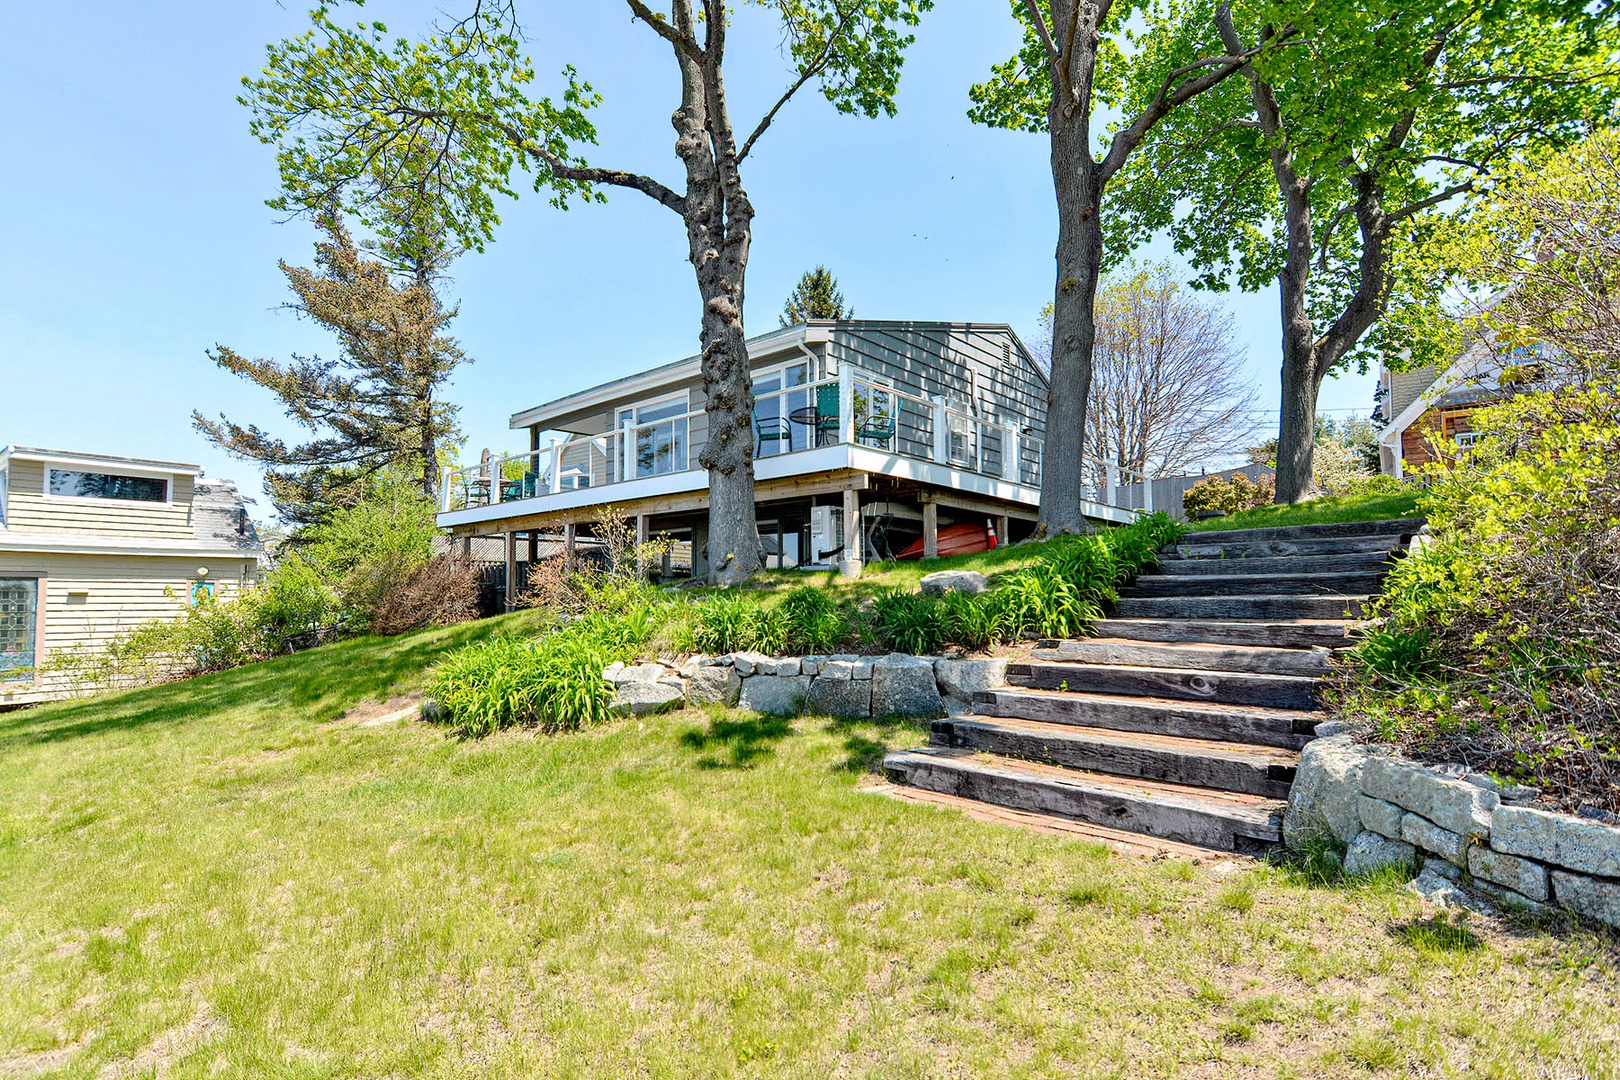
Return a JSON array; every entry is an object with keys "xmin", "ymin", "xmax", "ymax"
[
  {"xmin": 1165, "ymin": 535, "xmax": 1408, "ymax": 560},
  {"xmin": 1111, "ymin": 595, "xmax": 1369, "ymax": 621},
  {"xmin": 1174, "ymin": 518, "xmax": 1424, "ymax": 546},
  {"xmin": 971, "ymin": 687, "xmax": 1321, "ymax": 750},
  {"xmin": 1031, "ymin": 637, "xmax": 1332, "ymax": 677},
  {"xmin": 1006, "ymin": 660, "xmax": 1321, "ymax": 710},
  {"xmin": 1150, "ymin": 551, "xmax": 1399, "ymax": 576},
  {"xmin": 1125, "ymin": 570, "xmax": 1389, "ymax": 598},
  {"xmin": 931, "ymin": 717, "xmax": 1298, "ymax": 799},
  {"xmin": 1096, "ymin": 618, "xmax": 1353, "ymax": 650},
  {"xmin": 882, "ymin": 749, "xmax": 1284, "ymax": 853}
]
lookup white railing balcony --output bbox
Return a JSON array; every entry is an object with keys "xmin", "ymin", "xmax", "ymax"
[{"xmin": 439, "ymin": 366, "xmax": 1152, "ymax": 519}]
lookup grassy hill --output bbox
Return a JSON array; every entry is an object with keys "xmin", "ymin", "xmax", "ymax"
[{"xmin": 1, "ymin": 616, "xmax": 1616, "ymax": 1077}]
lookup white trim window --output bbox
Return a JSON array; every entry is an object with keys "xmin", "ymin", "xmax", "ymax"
[
  {"xmin": 48, "ymin": 467, "xmax": 170, "ymax": 503},
  {"xmin": 619, "ymin": 395, "xmax": 690, "ymax": 479},
  {"xmin": 0, "ymin": 466, "xmax": 8, "ymax": 527},
  {"xmin": 0, "ymin": 577, "xmax": 38, "ymax": 681}
]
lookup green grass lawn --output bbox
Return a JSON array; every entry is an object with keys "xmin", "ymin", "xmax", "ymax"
[
  {"xmin": 3, "ymin": 618, "xmax": 1617, "ymax": 1079},
  {"xmin": 1184, "ymin": 489, "xmax": 1425, "ymax": 533}
]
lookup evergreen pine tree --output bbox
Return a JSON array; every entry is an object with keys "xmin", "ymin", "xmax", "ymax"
[
  {"xmin": 193, "ymin": 208, "xmax": 467, "ymax": 526},
  {"xmin": 780, "ymin": 266, "xmax": 851, "ymax": 326}
]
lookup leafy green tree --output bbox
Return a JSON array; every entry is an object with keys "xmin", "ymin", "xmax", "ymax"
[
  {"xmin": 300, "ymin": 466, "xmax": 442, "ymax": 621},
  {"xmin": 243, "ymin": 1, "xmax": 930, "ymax": 584},
  {"xmin": 1111, "ymin": 0, "xmax": 1619, "ymax": 501},
  {"xmin": 780, "ymin": 265, "xmax": 851, "ymax": 325},
  {"xmin": 1447, "ymin": 128, "xmax": 1620, "ymax": 380},
  {"xmin": 195, "ymin": 209, "xmax": 466, "ymax": 526},
  {"xmin": 969, "ymin": 0, "xmax": 1284, "ymax": 533}
]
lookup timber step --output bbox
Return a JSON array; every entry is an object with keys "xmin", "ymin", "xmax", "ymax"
[
  {"xmin": 1007, "ymin": 660, "xmax": 1321, "ymax": 710},
  {"xmin": 1166, "ymin": 535, "xmax": 1407, "ymax": 560},
  {"xmin": 1112, "ymin": 595, "xmax": 1368, "ymax": 621},
  {"xmin": 882, "ymin": 749, "xmax": 1285, "ymax": 853},
  {"xmin": 1032, "ymin": 637, "xmax": 1333, "ymax": 677},
  {"xmin": 1178, "ymin": 518, "xmax": 1425, "ymax": 545},
  {"xmin": 931, "ymin": 717, "xmax": 1298, "ymax": 798},
  {"xmin": 1149, "ymin": 551, "xmax": 1398, "ymax": 576},
  {"xmin": 973, "ymin": 687, "xmax": 1320, "ymax": 750},
  {"xmin": 1125, "ymin": 570, "xmax": 1390, "ymax": 597},
  {"xmin": 1097, "ymin": 617, "xmax": 1354, "ymax": 650}
]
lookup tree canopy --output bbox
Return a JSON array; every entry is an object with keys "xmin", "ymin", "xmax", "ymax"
[
  {"xmin": 1108, "ymin": 0, "xmax": 1620, "ymax": 498},
  {"xmin": 244, "ymin": 0, "xmax": 930, "ymax": 582}
]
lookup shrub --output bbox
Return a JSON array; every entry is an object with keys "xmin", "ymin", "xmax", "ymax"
[
  {"xmin": 692, "ymin": 594, "xmax": 760, "ymax": 654},
  {"xmin": 1334, "ymin": 383, "xmax": 1620, "ymax": 813},
  {"xmin": 370, "ymin": 553, "xmax": 482, "ymax": 636},
  {"xmin": 1182, "ymin": 473, "xmax": 1273, "ymax": 516},
  {"xmin": 779, "ymin": 586, "xmax": 846, "ymax": 653},
  {"xmin": 300, "ymin": 468, "xmax": 440, "ymax": 627},
  {"xmin": 995, "ymin": 562, "xmax": 1098, "ymax": 639},
  {"xmin": 424, "ymin": 631, "xmax": 615, "ymax": 737},
  {"xmin": 938, "ymin": 591, "xmax": 1003, "ymax": 651},
  {"xmin": 872, "ymin": 589, "xmax": 943, "ymax": 654}
]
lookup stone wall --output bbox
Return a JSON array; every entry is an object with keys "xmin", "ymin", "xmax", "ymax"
[
  {"xmin": 1286, "ymin": 734, "xmax": 1620, "ymax": 927},
  {"xmin": 603, "ymin": 653, "xmax": 1009, "ymax": 721}
]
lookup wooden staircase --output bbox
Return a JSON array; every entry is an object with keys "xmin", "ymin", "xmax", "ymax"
[{"xmin": 883, "ymin": 518, "xmax": 1425, "ymax": 854}]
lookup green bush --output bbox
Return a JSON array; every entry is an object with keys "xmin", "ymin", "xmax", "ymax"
[
  {"xmin": 995, "ymin": 561, "xmax": 1097, "ymax": 639},
  {"xmin": 299, "ymin": 468, "xmax": 441, "ymax": 627},
  {"xmin": 424, "ymin": 631, "xmax": 615, "ymax": 737},
  {"xmin": 1182, "ymin": 472, "xmax": 1275, "ymax": 516},
  {"xmin": 692, "ymin": 595, "xmax": 760, "ymax": 654},
  {"xmin": 872, "ymin": 589, "xmax": 943, "ymax": 654},
  {"xmin": 938, "ymin": 591, "xmax": 1004, "ymax": 651},
  {"xmin": 779, "ymin": 586, "xmax": 846, "ymax": 653},
  {"xmin": 1335, "ymin": 383, "xmax": 1620, "ymax": 813}
]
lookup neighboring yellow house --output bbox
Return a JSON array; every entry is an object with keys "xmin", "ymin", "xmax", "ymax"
[{"xmin": 0, "ymin": 446, "xmax": 263, "ymax": 707}]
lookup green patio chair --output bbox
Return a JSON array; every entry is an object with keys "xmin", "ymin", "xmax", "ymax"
[
  {"xmin": 857, "ymin": 413, "xmax": 896, "ymax": 448},
  {"xmin": 756, "ymin": 415, "xmax": 791, "ymax": 455},
  {"xmin": 815, "ymin": 384, "xmax": 841, "ymax": 445}
]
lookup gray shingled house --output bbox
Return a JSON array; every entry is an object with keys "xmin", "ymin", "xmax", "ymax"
[{"xmin": 437, "ymin": 320, "xmax": 1147, "ymax": 596}]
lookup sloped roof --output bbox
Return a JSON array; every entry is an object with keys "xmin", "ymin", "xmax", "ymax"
[{"xmin": 190, "ymin": 480, "xmax": 263, "ymax": 556}]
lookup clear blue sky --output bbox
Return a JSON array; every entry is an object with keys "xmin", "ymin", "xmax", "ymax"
[{"xmin": 0, "ymin": 1, "xmax": 1376, "ymax": 522}]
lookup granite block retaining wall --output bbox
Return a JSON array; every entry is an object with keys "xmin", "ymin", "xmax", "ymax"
[
  {"xmin": 603, "ymin": 653, "xmax": 1009, "ymax": 721},
  {"xmin": 1286, "ymin": 734, "xmax": 1620, "ymax": 927}
]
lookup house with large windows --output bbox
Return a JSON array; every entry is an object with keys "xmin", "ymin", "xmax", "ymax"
[
  {"xmin": 0, "ymin": 446, "xmax": 263, "ymax": 706},
  {"xmin": 437, "ymin": 320, "xmax": 1153, "ymax": 597}
]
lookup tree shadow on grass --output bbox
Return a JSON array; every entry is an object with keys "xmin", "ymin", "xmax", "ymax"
[
  {"xmin": 823, "ymin": 715, "xmax": 931, "ymax": 774},
  {"xmin": 1387, "ymin": 913, "xmax": 1486, "ymax": 956},
  {"xmin": 678, "ymin": 713, "xmax": 794, "ymax": 769}
]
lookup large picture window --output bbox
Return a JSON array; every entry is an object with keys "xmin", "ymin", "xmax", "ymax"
[
  {"xmin": 620, "ymin": 397, "xmax": 690, "ymax": 479},
  {"xmin": 0, "ymin": 578, "xmax": 38, "ymax": 680},
  {"xmin": 49, "ymin": 469, "xmax": 168, "ymax": 502}
]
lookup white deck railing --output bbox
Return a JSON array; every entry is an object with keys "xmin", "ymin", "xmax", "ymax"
[{"xmin": 440, "ymin": 366, "xmax": 1152, "ymax": 516}]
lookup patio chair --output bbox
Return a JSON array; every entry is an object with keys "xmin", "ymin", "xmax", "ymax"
[
  {"xmin": 815, "ymin": 384, "xmax": 841, "ymax": 445},
  {"xmin": 857, "ymin": 413, "xmax": 896, "ymax": 449},
  {"xmin": 522, "ymin": 470, "xmax": 539, "ymax": 498},
  {"xmin": 756, "ymin": 415, "xmax": 791, "ymax": 455}
]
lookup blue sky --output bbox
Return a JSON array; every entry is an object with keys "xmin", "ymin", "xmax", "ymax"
[{"xmin": 0, "ymin": 1, "xmax": 1377, "ymax": 522}]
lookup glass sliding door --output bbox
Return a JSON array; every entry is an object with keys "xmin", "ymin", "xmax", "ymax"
[{"xmin": 752, "ymin": 362, "xmax": 811, "ymax": 456}]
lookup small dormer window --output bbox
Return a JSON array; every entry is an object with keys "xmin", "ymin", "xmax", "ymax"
[{"xmin": 49, "ymin": 469, "xmax": 169, "ymax": 503}]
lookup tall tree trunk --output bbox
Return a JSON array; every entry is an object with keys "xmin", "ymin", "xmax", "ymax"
[
  {"xmin": 1039, "ymin": 95, "xmax": 1104, "ymax": 534},
  {"xmin": 1273, "ymin": 171, "xmax": 1321, "ymax": 503},
  {"xmin": 672, "ymin": 3, "xmax": 760, "ymax": 585}
]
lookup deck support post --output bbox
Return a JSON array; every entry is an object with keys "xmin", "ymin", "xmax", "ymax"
[
  {"xmin": 995, "ymin": 514, "xmax": 1009, "ymax": 549},
  {"xmin": 563, "ymin": 523, "xmax": 577, "ymax": 563},
  {"xmin": 1143, "ymin": 473, "xmax": 1155, "ymax": 513},
  {"xmin": 635, "ymin": 514, "xmax": 649, "ymax": 579},
  {"xmin": 504, "ymin": 530, "xmax": 517, "ymax": 611},
  {"xmin": 921, "ymin": 497, "xmax": 939, "ymax": 560},
  {"xmin": 840, "ymin": 486, "xmax": 862, "ymax": 578}
]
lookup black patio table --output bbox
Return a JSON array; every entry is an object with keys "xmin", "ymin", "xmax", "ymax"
[{"xmin": 788, "ymin": 406, "xmax": 837, "ymax": 446}]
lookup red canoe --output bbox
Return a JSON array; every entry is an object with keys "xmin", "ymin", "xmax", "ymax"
[{"xmin": 897, "ymin": 521, "xmax": 997, "ymax": 560}]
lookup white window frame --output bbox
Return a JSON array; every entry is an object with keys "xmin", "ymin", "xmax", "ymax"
[
  {"xmin": 44, "ymin": 465, "xmax": 173, "ymax": 506},
  {"xmin": 620, "ymin": 392, "xmax": 692, "ymax": 479}
]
